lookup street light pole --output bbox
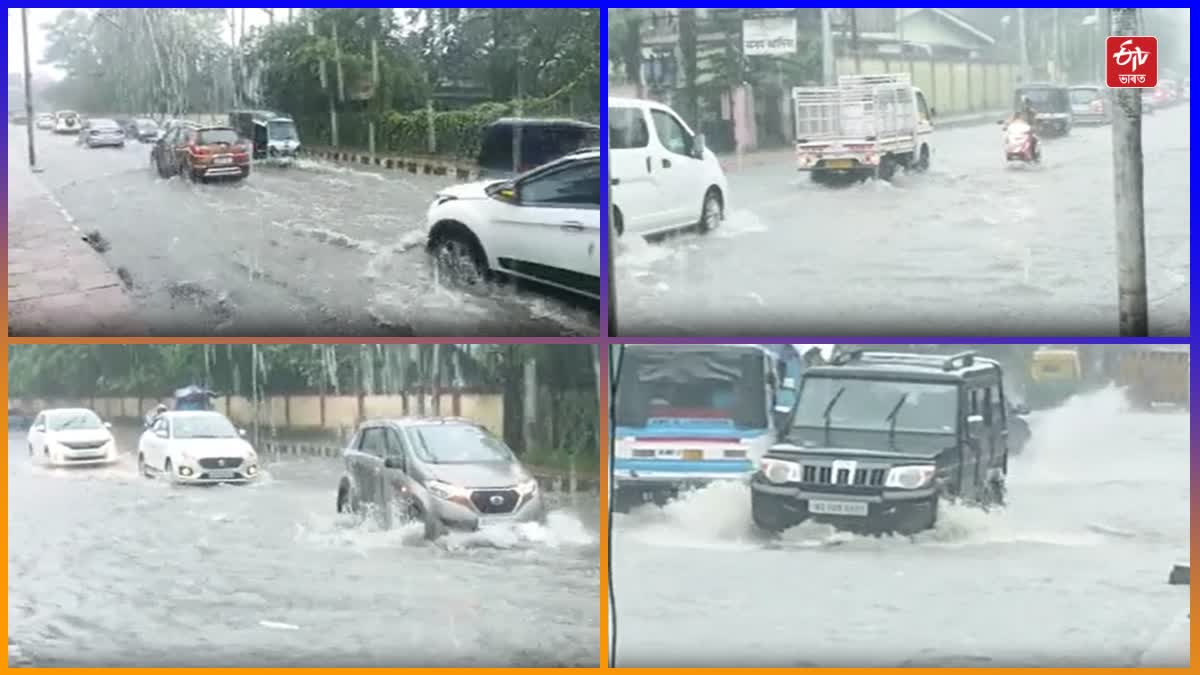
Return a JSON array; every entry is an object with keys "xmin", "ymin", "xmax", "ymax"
[{"xmin": 21, "ymin": 8, "xmax": 38, "ymax": 171}]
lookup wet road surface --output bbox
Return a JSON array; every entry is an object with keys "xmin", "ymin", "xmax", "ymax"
[
  {"xmin": 8, "ymin": 128, "xmax": 597, "ymax": 336},
  {"xmin": 615, "ymin": 105, "xmax": 1190, "ymax": 336},
  {"xmin": 610, "ymin": 388, "xmax": 1190, "ymax": 666},
  {"xmin": 8, "ymin": 434, "xmax": 600, "ymax": 667}
]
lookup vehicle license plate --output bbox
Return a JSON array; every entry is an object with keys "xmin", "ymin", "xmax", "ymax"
[
  {"xmin": 655, "ymin": 448, "xmax": 679, "ymax": 458},
  {"xmin": 207, "ymin": 470, "xmax": 236, "ymax": 479},
  {"xmin": 214, "ymin": 155, "xmax": 233, "ymax": 165},
  {"xmin": 826, "ymin": 159, "xmax": 854, "ymax": 170},
  {"xmin": 808, "ymin": 499, "xmax": 868, "ymax": 517},
  {"xmin": 682, "ymin": 450, "xmax": 703, "ymax": 461}
]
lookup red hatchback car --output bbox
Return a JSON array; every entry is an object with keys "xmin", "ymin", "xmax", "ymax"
[{"xmin": 152, "ymin": 123, "xmax": 251, "ymax": 182}]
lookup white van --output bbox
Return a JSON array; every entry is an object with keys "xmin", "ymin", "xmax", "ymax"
[{"xmin": 608, "ymin": 97, "xmax": 728, "ymax": 239}]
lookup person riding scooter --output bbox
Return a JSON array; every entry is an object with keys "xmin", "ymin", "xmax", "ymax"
[{"xmin": 1005, "ymin": 97, "xmax": 1040, "ymax": 158}]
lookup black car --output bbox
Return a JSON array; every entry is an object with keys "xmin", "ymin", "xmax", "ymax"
[
  {"xmin": 750, "ymin": 350, "xmax": 1012, "ymax": 535},
  {"xmin": 477, "ymin": 117, "xmax": 600, "ymax": 179}
]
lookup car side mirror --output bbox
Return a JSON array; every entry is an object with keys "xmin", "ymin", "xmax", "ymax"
[
  {"xmin": 1012, "ymin": 403, "xmax": 1030, "ymax": 416},
  {"xmin": 966, "ymin": 414, "xmax": 985, "ymax": 436},
  {"xmin": 104, "ymin": 422, "xmax": 113, "ymax": 429},
  {"xmin": 33, "ymin": 424, "xmax": 45, "ymax": 433},
  {"xmin": 384, "ymin": 457, "xmax": 404, "ymax": 471},
  {"xmin": 692, "ymin": 133, "xmax": 706, "ymax": 159},
  {"xmin": 155, "ymin": 428, "xmax": 169, "ymax": 438},
  {"xmin": 238, "ymin": 429, "xmax": 247, "ymax": 437}
]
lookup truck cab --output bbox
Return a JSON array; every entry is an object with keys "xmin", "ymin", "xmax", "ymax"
[{"xmin": 750, "ymin": 350, "xmax": 1010, "ymax": 535}]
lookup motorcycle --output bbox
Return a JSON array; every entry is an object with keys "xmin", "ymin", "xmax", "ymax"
[{"xmin": 1001, "ymin": 119, "xmax": 1041, "ymax": 164}]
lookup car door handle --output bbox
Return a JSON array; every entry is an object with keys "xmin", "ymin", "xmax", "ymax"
[
  {"xmin": 611, "ymin": 178, "xmax": 621, "ymax": 185},
  {"xmin": 561, "ymin": 222, "xmax": 585, "ymax": 233},
  {"xmin": 662, "ymin": 158, "xmax": 672, "ymax": 169},
  {"xmin": 645, "ymin": 157, "xmax": 652, "ymax": 173}
]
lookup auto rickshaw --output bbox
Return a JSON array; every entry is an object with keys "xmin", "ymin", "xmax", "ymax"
[
  {"xmin": 1014, "ymin": 83, "xmax": 1072, "ymax": 137},
  {"xmin": 1026, "ymin": 347, "xmax": 1083, "ymax": 409}
]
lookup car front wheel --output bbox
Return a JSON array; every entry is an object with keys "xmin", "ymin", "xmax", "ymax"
[
  {"xmin": 430, "ymin": 231, "xmax": 488, "ymax": 288},
  {"xmin": 697, "ymin": 188, "xmax": 723, "ymax": 234}
]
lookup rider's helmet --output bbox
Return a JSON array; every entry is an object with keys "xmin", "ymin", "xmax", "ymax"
[{"xmin": 155, "ymin": 404, "xmax": 168, "ymax": 413}]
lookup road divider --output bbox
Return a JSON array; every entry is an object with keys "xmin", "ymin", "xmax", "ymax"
[{"xmin": 301, "ymin": 146, "xmax": 480, "ymax": 182}]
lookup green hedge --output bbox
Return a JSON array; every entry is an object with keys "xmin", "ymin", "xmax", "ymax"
[{"xmin": 297, "ymin": 66, "xmax": 599, "ymax": 160}]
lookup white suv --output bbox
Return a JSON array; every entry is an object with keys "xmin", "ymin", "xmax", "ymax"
[
  {"xmin": 426, "ymin": 148, "xmax": 600, "ymax": 300},
  {"xmin": 609, "ymin": 97, "xmax": 728, "ymax": 239}
]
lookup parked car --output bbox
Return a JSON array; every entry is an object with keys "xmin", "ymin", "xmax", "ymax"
[
  {"xmin": 426, "ymin": 147, "xmax": 600, "ymax": 300},
  {"xmin": 476, "ymin": 117, "xmax": 599, "ymax": 179},
  {"xmin": 137, "ymin": 410, "xmax": 259, "ymax": 484},
  {"xmin": 1067, "ymin": 85, "xmax": 1112, "ymax": 125},
  {"xmin": 608, "ymin": 96, "xmax": 728, "ymax": 239},
  {"xmin": 35, "ymin": 113, "xmax": 54, "ymax": 130},
  {"xmin": 125, "ymin": 117, "xmax": 160, "ymax": 142},
  {"xmin": 78, "ymin": 117, "xmax": 126, "ymax": 148},
  {"xmin": 9, "ymin": 111, "xmax": 29, "ymax": 125},
  {"xmin": 26, "ymin": 408, "xmax": 118, "ymax": 467},
  {"xmin": 53, "ymin": 110, "xmax": 81, "ymax": 134},
  {"xmin": 151, "ymin": 123, "xmax": 251, "ymax": 181},
  {"xmin": 335, "ymin": 417, "xmax": 547, "ymax": 539}
]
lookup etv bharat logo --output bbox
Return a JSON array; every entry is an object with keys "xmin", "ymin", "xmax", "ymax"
[{"xmin": 1106, "ymin": 36, "xmax": 1158, "ymax": 88}]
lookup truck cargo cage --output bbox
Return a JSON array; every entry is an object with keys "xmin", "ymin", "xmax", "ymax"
[{"xmin": 793, "ymin": 73, "xmax": 917, "ymax": 144}]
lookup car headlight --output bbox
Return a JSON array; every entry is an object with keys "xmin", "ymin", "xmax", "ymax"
[
  {"xmin": 427, "ymin": 480, "xmax": 470, "ymax": 500},
  {"xmin": 517, "ymin": 478, "xmax": 538, "ymax": 495},
  {"xmin": 760, "ymin": 457, "xmax": 801, "ymax": 484},
  {"xmin": 884, "ymin": 465, "xmax": 937, "ymax": 489}
]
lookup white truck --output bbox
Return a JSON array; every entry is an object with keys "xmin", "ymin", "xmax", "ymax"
[{"xmin": 792, "ymin": 73, "xmax": 935, "ymax": 183}]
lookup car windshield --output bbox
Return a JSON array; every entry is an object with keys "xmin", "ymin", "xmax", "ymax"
[
  {"xmin": 198, "ymin": 128, "xmax": 238, "ymax": 145},
  {"xmin": 171, "ymin": 415, "xmax": 239, "ymax": 439},
  {"xmin": 411, "ymin": 424, "xmax": 514, "ymax": 464},
  {"xmin": 93, "ymin": 119, "xmax": 119, "ymax": 130},
  {"xmin": 794, "ymin": 376, "xmax": 958, "ymax": 433},
  {"xmin": 1069, "ymin": 89, "xmax": 1099, "ymax": 105},
  {"xmin": 47, "ymin": 410, "xmax": 103, "ymax": 431},
  {"xmin": 268, "ymin": 120, "xmax": 297, "ymax": 140},
  {"xmin": 614, "ymin": 347, "xmax": 768, "ymax": 430},
  {"xmin": 135, "ymin": 119, "xmax": 158, "ymax": 129}
]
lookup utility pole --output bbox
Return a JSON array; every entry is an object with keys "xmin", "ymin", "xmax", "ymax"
[
  {"xmin": 850, "ymin": 9, "xmax": 861, "ymax": 75},
  {"xmin": 679, "ymin": 8, "xmax": 699, "ymax": 129},
  {"xmin": 20, "ymin": 8, "xmax": 38, "ymax": 171},
  {"xmin": 1017, "ymin": 7, "xmax": 1030, "ymax": 82},
  {"xmin": 820, "ymin": 8, "xmax": 835, "ymax": 85},
  {"xmin": 608, "ymin": 169, "xmax": 618, "ymax": 336},
  {"xmin": 1051, "ymin": 8, "xmax": 1060, "ymax": 81},
  {"xmin": 1108, "ymin": 7, "xmax": 1148, "ymax": 336}
]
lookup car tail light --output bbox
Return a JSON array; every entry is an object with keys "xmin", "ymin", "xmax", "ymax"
[{"xmin": 188, "ymin": 143, "xmax": 209, "ymax": 156}]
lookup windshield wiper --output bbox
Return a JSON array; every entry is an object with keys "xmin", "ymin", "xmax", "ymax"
[
  {"xmin": 822, "ymin": 386, "xmax": 847, "ymax": 446},
  {"xmin": 884, "ymin": 393, "xmax": 909, "ymax": 451}
]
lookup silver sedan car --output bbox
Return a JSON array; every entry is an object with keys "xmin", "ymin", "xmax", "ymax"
[
  {"xmin": 79, "ymin": 118, "xmax": 126, "ymax": 148},
  {"xmin": 336, "ymin": 417, "xmax": 547, "ymax": 538}
]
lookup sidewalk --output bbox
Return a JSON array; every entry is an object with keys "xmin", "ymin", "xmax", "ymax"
[
  {"xmin": 718, "ymin": 109, "xmax": 1005, "ymax": 172},
  {"xmin": 7, "ymin": 159, "xmax": 138, "ymax": 336}
]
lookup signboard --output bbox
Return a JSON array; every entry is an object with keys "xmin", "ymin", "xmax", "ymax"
[{"xmin": 742, "ymin": 17, "xmax": 797, "ymax": 56}]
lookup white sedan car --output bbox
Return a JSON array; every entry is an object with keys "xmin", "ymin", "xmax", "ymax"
[
  {"xmin": 26, "ymin": 408, "xmax": 118, "ymax": 467},
  {"xmin": 138, "ymin": 411, "xmax": 260, "ymax": 484},
  {"xmin": 425, "ymin": 148, "xmax": 600, "ymax": 300}
]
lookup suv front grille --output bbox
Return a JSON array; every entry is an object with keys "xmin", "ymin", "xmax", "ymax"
[
  {"xmin": 801, "ymin": 463, "xmax": 887, "ymax": 487},
  {"xmin": 470, "ymin": 489, "xmax": 519, "ymax": 514},
  {"xmin": 198, "ymin": 457, "xmax": 244, "ymax": 469}
]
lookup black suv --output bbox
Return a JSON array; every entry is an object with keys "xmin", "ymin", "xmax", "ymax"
[{"xmin": 750, "ymin": 350, "xmax": 1011, "ymax": 535}]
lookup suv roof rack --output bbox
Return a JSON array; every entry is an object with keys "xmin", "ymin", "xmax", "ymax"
[{"xmin": 831, "ymin": 349, "xmax": 979, "ymax": 372}]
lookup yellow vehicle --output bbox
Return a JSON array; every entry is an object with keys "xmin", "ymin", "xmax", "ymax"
[
  {"xmin": 1026, "ymin": 348, "xmax": 1083, "ymax": 409},
  {"xmin": 1117, "ymin": 347, "xmax": 1189, "ymax": 410}
]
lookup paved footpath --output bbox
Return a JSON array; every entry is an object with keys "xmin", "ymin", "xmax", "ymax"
[{"xmin": 7, "ymin": 156, "xmax": 139, "ymax": 336}]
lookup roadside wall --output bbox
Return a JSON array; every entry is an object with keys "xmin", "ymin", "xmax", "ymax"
[
  {"xmin": 836, "ymin": 56, "xmax": 1020, "ymax": 116},
  {"xmin": 9, "ymin": 392, "xmax": 505, "ymax": 439}
]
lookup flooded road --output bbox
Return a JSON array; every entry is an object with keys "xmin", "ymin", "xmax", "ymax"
[
  {"xmin": 610, "ymin": 388, "xmax": 1189, "ymax": 666},
  {"xmin": 615, "ymin": 106, "xmax": 1190, "ymax": 336},
  {"xmin": 8, "ymin": 128, "xmax": 597, "ymax": 336},
  {"xmin": 8, "ymin": 436, "xmax": 600, "ymax": 667}
]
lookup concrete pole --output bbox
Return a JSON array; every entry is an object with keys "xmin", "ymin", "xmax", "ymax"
[
  {"xmin": 1017, "ymin": 8, "xmax": 1031, "ymax": 82},
  {"xmin": 21, "ymin": 9, "xmax": 37, "ymax": 171},
  {"xmin": 821, "ymin": 8, "xmax": 835, "ymax": 86},
  {"xmin": 1109, "ymin": 7, "xmax": 1148, "ymax": 336}
]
